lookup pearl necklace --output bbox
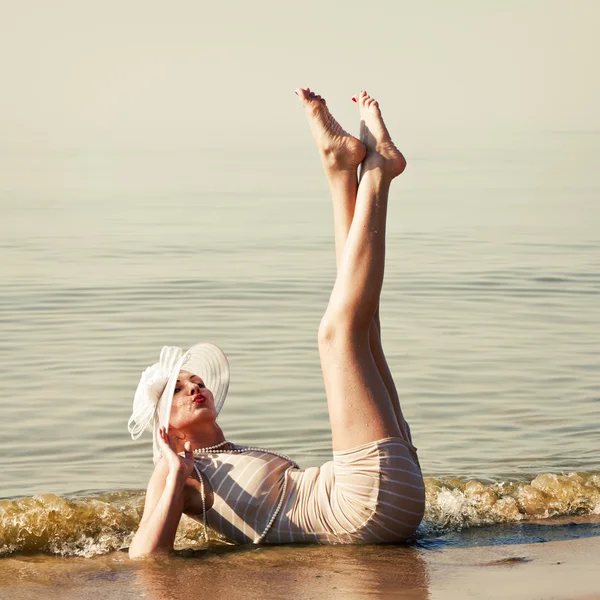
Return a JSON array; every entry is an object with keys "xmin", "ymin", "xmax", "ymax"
[
  {"xmin": 190, "ymin": 440, "xmax": 298, "ymax": 544},
  {"xmin": 191, "ymin": 440, "xmax": 230, "ymax": 455}
]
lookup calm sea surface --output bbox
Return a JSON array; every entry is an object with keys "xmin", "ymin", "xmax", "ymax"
[{"xmin": 0, "ymin": 131, "xmax": 599, "ymax": 555}]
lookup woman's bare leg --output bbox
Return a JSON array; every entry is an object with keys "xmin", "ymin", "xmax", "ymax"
[
  {"xmin": 295, "ymin": 89, "xmax": 406, "ymax": 431},
  {"xmin": 300, "ymin": 91, "xmax": 409, "ymax": 436},
  {"xmin": 296, "ymin": 88, "xmax": 406, "ymax": 451}
]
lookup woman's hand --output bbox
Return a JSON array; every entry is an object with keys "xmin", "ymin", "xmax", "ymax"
[
  {"xmin": 129, "ymin": 429, "xmax": 194, "ymax": 558},
  {"xmin": 157, "ymin": 426, "xmax": 195, "ymax": 483}
]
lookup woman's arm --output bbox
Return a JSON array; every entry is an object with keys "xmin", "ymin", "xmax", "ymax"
[{"xmin": 128, "ymin": 428, "xmax": 195, "ymax": 559}]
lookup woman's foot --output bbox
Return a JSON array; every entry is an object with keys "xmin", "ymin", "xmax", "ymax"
[
  {"xmin": 352, "ymin": 90, "xmax": 406, "ymax": 179},
  {"xmin": 295, "ymin": 87, "xmax": 366, "ymax": 172}
]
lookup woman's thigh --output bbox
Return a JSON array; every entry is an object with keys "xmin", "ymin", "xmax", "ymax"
[{"xmin": 319, "ymin": 326, "xmax": 403, "ymax": 452}]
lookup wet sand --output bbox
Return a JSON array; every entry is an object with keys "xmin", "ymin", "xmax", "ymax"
[{"xmin": 2, "ymin": 516, "xmax": 599, "ymax": 600}]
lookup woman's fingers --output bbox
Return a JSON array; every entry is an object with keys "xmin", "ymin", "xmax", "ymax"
[
  {"xmin": 157, "ymin": 427, "xmax": 176, "ymax": 457},
  {"xmin": 184, "ymin": 441, "xmax": 193, "ymax": 461},
  {"xmin": 157, "ymin": 429, "xmax": 195, "ymax": 477},
  {"xmin": 158, "ymin": 427, "xmax": 167, "ymax": 446}
]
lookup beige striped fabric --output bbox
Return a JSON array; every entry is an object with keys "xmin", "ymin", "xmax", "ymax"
[{"xmin": 192, "ymin": 437, "xmax": 425, "ymax": 545}]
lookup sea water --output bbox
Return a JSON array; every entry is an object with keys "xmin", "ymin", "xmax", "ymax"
[{"xmin": 0, "ymin": 131, "xmax": 599, "ymax": 555}]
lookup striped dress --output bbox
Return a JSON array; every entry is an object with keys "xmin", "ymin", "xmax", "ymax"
[{"xmin": 191, "ymin": 437, "xmax": 425, "ymax": 544}]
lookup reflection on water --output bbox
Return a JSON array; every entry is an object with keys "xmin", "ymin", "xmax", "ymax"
[
  {"xmin": 135, "ymin": 544, "xmax": 430, "ymax": 600},
  {"xmin": 0, "ymin": 545, "xmax": 431, "ymax": 600}
]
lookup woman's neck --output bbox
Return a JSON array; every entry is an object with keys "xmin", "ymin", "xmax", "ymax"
[{"xmin": 168, "ymin": 423, "xmax": 227, "ymax": 454}]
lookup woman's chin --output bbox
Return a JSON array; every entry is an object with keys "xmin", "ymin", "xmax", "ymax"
[
  {"xmin": 171, "ymin": 413, "xmax": 217, "ymax": 432},
  {"xmin": 192, "ymin": 409, "xmax": 218, "ymax": 424}
]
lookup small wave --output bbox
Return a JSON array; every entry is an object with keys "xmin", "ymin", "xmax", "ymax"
[
  {"xmin": 422, "ymin": 472, "xmax": 600, "ymax": 533},
  {"xmin": 1, "ymin": 472, "xmax": 599, "ymax": 557},
  {"xmin": 0, "ymin": 491, "xmax": 143, "ymax": 558}
]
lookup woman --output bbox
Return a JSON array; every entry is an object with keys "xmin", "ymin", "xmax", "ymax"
[{"xmin": 127, "ymin": 88, "xmax": 425, "ymax": 558}]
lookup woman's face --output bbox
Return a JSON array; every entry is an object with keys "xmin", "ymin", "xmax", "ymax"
[{"xmin": 168, "ymin": 370, "xmax": 217, "ymax": 430}]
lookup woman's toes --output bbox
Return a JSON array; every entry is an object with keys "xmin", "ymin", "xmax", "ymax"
[
  {"xmin": 296, "ymin": 87, "xmax": 328, "ymax": 109},
  {"xmin": 295, "ymin": 88, "xmax": 310, "ymax": 102},
  {"xmin": 354, "ymin": 90, "xmax": 379, "ymax": 112}
]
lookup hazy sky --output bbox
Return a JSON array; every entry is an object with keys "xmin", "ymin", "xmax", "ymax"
[{"xmin": 1, "ymin": 0, "xmax": 598, "ymax": 150}]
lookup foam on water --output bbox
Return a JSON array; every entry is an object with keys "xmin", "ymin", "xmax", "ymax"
[
  {"xmin": 2, "ymin": 472, "xmax": 599, "ymax": 557},
  {"xmin": 422, "ymin": 472, "xmax": 600, "ymax": 533}
]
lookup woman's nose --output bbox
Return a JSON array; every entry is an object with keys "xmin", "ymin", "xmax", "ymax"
[{"xmin": 188, "ymin": 382, "xmax": 199, "ymax": 394}]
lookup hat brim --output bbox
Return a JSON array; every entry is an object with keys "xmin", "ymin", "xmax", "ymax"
[{"xmin": 152, "ymin": 342, "xmax": 230, "ymax": 462}]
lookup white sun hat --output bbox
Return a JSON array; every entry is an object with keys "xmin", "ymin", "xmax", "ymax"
[{"xmin": 128, "ymin": 343, "xmax": 230, "ymax": 463}]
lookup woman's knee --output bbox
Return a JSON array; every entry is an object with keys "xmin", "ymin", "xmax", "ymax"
[{"xmin": 318, "ymin": 311, "xmax": 370, "ymax": 347}]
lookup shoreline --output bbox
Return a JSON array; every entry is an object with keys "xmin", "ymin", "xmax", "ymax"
[{"xmin": 1, "ymin": 515, "xmax": 599, "ymax": 600}]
